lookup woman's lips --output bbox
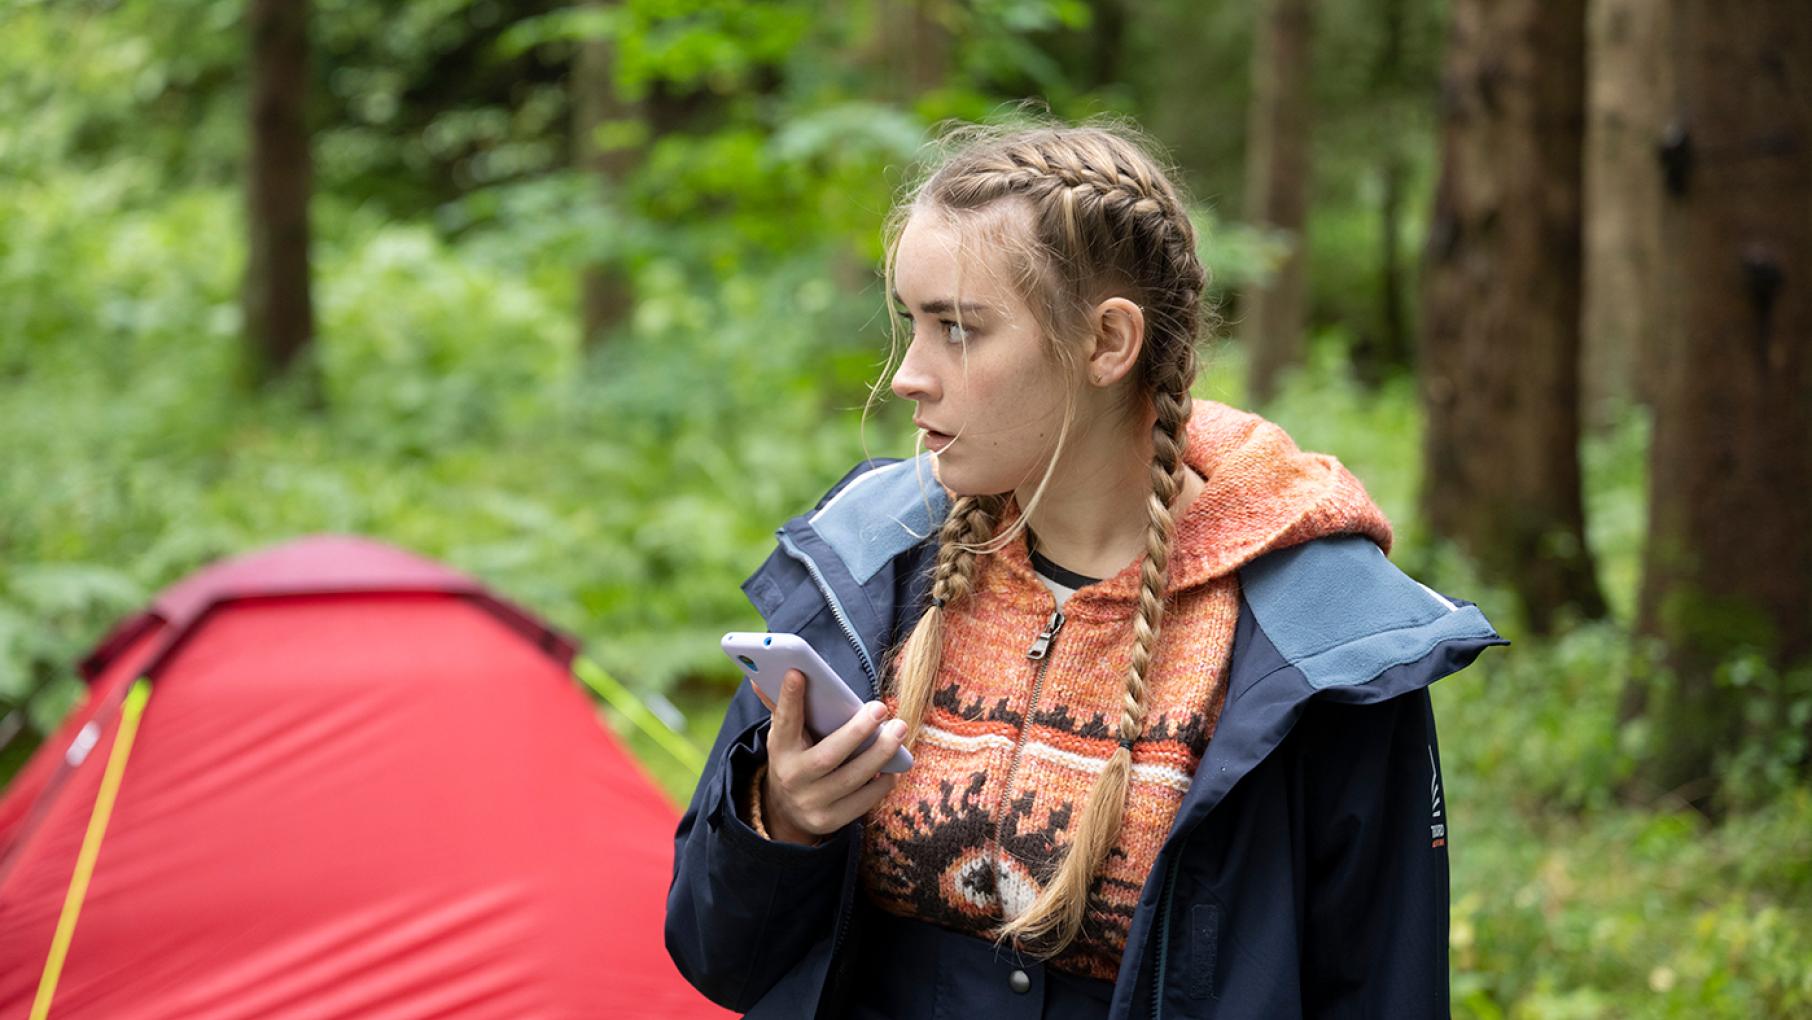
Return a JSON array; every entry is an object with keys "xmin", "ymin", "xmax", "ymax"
[{"xmin": 923, "ymin": 429, "xmax": 954, "ymax": 452}]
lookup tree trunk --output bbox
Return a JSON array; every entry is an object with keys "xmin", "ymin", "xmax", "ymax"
[
  {"xmin": 243, "ymin": 0, "xmax": 315, "ymax": 390},
  {"xmin": 1624, "ymin": 0, "xmax": 1812, "ymax": 808},
  {"xmin": 1582, "ymin": 0, "xmax": 1669, "ymax": 425},
  {"xmin": 1089, "ymin": 0, "xmax": 1129, "ymax": 92},
  {"xmin": 1353, "ymin": 0, "xmax": 1412, "ymax": 389},
  {"xmin": 1242, "ymin": 0, "xmax": 1313, "ymax": 405},
  {"xmin": 871, "ymin": 0, "xmax": 950, "ymax": 102},
  {"xmin": 844, "ymin": 0, "xmax": 949, "ymax": 295},
  {"xmin": 1419, "ymin": 0, "xmax": 1606, "ymax": 633},
  {"xmin": 574, "ymin": 1, "xmax": 636, "ymax": 348},
  {"xmin": 1368, "ymin": 149, "xmax": 1410, "ymax": 382}
]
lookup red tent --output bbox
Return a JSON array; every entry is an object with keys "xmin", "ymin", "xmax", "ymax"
[{"xmin": 0, "ymin": 536, "xmax": 729, "ymax": 1019}]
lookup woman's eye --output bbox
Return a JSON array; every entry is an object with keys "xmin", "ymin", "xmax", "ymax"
[{"xmin": 894, "ymin": 309, "xmax": 969, "ymax": 345}]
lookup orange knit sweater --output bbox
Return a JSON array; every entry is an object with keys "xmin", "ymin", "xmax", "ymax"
[{"xmin": 857, "ymin": 399, "xmax": 1395, "ymax": 980}]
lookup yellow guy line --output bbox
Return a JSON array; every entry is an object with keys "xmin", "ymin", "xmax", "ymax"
[
  {"xmin": 571, "ymin": 656, "xmax": 705, "ymax": 776},
  {"xmin": 31, "ymin": 677, "xmax": 152, "ymax": 1020}
]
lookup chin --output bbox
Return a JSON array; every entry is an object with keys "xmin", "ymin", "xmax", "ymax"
[
  {"xmin": 928, "ymin": 455, "xmax": 975, "ymax": 497},
  {"xmin": 928, "ymin": 454, "xmax": 1019, "ymax": 501}
]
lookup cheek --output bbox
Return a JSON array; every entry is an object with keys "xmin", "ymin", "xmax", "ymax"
[
  {"xmin": 990, "ymin": 370, "xmax": 1066, "ymax": 437},
  {"xmin": 972, "ymin": 384, "xmax": 1064, "ymax": 472}
]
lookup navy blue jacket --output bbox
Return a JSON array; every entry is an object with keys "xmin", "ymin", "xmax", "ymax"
[{"xmin": 666, "ymin": 456, "xmax": 1507, "ymax": 1018}]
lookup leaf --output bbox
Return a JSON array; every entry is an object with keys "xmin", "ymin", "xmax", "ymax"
[{"xmin": 7, "ymin": 564, "xmax": 144, "ymax": 618}]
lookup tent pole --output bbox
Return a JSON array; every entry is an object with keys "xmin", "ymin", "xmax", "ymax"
[
  {"xmin": 572, "ymin": 657, "xmax": 706, "ymax": 776},
  {"xmin": 30, "ymin": 678, "xmax": 151, "ymax": 1020}
]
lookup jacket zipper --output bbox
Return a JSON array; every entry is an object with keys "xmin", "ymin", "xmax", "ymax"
[
  {"xmin": 1149, "ymin": 850, "xmax": 1182, "ymax": 1020},
  {"xmin": 992, "ymin": 608, "xmax": 1065, "ymax": 897},
  {"xmin": 776, "ymin": 531, "xmax": 878, "ymax": 688},
  {"xmin": 775, "ymin": 531, "xmax": 881, "ymax": 1018},
  {"xmin": 820, "ymin": 819, "xmax": 864, "ymax": 1018}
]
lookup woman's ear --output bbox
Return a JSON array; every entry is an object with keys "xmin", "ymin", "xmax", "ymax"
[{"xmin": 1086, "ymin": 297, "xmax": 1145, "ymax": 387}]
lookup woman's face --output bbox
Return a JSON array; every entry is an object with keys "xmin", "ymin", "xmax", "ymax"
[{"xmin": 889, "ymin": 207, "xmax": 1080, "ymax": 497}]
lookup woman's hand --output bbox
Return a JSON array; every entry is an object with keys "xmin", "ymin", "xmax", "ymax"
[{"xmin": 748, "ymin": 669, "xmax": 906, "ymax": 845}]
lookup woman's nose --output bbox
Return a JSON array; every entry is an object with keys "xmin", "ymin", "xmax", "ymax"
[{"xmin": 890, "ymin": 336, "xmax": 939, "ymax": 403}]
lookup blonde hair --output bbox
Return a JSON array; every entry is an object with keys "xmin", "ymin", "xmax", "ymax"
[{"xmin": 876, "ymin": 118, "xmax": 1210, "ymax": 956}]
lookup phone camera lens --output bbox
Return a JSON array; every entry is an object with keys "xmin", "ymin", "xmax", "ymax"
[{"xmin": 737, "ymin": 655, "xmax": 758, "ymax": 670}]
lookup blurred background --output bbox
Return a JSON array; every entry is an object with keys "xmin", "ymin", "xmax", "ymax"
[{"xmin": 1, "ymin": 0, "xmax": 1807, "ymax": 1015}]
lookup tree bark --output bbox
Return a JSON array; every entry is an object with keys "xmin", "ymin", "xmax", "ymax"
[
  {"xmin": 1089, "ymin": 0, "xmax": 1129, "ymax": 92},
  {"xmin": 1367, "ymin": 148, "xmax": 1410, "ymax": 383},
  {"xmin": 843, "ymin": 0, "xmax": 949, "ymax": 296},
  {"xmin": 1419, "ymin": 0, "xmax": 1606, "ymax": 632},
  {"xmin": 574, "ymin": 1, "xmax": 636, "ymax": 348},
  {"xmin": 1242, "ymin": 0, "xmax": 1313, "ymax": 405},
  {"xmin": 243, "ymin": 0, "xmax": 315, "ymax": 390},
  {"xmin": 1582, "ymin": 0, "xmax": 1669, "ymax": 425},
  {"xmin": 1352, "ymin": 0, "xmax": 1413, "ymax": 388},
  {"xmin": 1624, "ymin": 0, "xmax": 1812, "ymax": 807},
  {"xmin": 871, "ymin": 0, "xmax": 950, "ymax": 102}
]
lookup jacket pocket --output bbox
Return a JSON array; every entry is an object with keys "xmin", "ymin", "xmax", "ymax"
[{"xmin": 1188, "ymin": 902, "xmax": 1219, "ymax": 1000}]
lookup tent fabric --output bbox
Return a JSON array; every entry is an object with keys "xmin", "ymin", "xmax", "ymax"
[
  {"xmin": 0, "ymin": 536, "xmax": 730, "ymax": 1019},
  {"xmin": 78, "ymin": 535, "xmax": 578, "ymax": 684}
]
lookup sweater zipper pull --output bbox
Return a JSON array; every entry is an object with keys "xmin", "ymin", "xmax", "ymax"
[{"xmin": 1026, "ymin": 610, "xmax": 1066, "ymax": 660}]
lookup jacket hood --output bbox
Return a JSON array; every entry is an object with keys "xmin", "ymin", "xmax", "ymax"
[{"xmin": 995, "ymin": 399, "xmax": 1394, "ymax": 609}]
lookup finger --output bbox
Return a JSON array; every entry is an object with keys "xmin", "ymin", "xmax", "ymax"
[
  {"xmin": 823, "ymin": 718, "xmax": 908, "ymax": 801},
  {"xmin": 768, "ymin": 669, "xmax": 808, "ymax": 752},
  {"xmin": 825, "ymin": 769, "xmax": 900, "ymax": 823},
  {"xmin": 749, "ymin": 677, "xmax": 776, "ymax": 713},
  {"xmin": 804, "ymin": 698, "xmax": 889, "ymax": 777}
]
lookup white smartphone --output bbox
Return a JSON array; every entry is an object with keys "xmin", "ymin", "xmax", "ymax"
[{"xmin": 721, "ymin": 632, "xmax": 913, "ymax": 774}]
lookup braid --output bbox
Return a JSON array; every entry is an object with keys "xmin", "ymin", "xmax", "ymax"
[
  {"xmin": 929, "ymin": 493, "xmax": 997, "ymax": 606},
  {"xmin": 1125, "ymin": 358, "xmax": 1195, "ymax": 742},
  {"xmin": 995, "ymin": 340, "xmax": 1197, "ymax": 957},
  {"xmin": 892, "ymin": 493, "xmax": 1002, "ymax": 747}
]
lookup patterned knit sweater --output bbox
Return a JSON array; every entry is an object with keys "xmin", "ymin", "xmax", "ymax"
[{"xmin": 857, "ymin": 399, "xmax": 1395, "ymax": 980}]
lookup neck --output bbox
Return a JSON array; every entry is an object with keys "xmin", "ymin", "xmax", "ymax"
[{"xmin": 1014, "ymin": 411, "xmax": 1205, "ymax": 581}]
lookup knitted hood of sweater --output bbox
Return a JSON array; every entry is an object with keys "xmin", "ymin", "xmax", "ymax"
[
  {"xmin": 857, "ymin": 399, "xmax": 1395, "ymax": 980},
  {"xmin": 993, "ymin": 397, "xmax": 1394, "ymax": 611}
]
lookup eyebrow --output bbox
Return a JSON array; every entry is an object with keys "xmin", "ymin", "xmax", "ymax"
[{"xmin": 892, "ymin": 290, "xmax": 995, "ymax": 317}]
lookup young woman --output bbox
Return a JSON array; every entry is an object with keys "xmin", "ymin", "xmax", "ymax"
[{"xmin": 665, "ymin": 121, "xmax": 1506, "ymax": 1019}]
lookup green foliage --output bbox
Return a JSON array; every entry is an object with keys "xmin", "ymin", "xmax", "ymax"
[
  {"xmin": 0, "ymin": 0, "xmax": 242, "ymax": 183},
  {"xmin": 317, "ymin": 222, "xmax": 579, "ymax": 452},
  {"xmin": 1580, "ymin": 406, "xmax": 1651, "ymax": 621},
  {"xmin": 1715, "ymin": 657, "xmax": 1812, "ymax": 812},
  {"xmin": 1449, "ymin": 786, "xmax": 1812, "ymax": 1019}
]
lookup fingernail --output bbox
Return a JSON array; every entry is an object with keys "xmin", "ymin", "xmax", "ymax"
[
  {"xmin": 787, "ymin": 673, "xmax": 803, "ymax": 693},
  {"xmin": 867, "ymin": 701, "xmax": 887, "ymax": 720},
  {"xmin": 885, "ymin": 719, "xmax": 907, "ymax": 739}
]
